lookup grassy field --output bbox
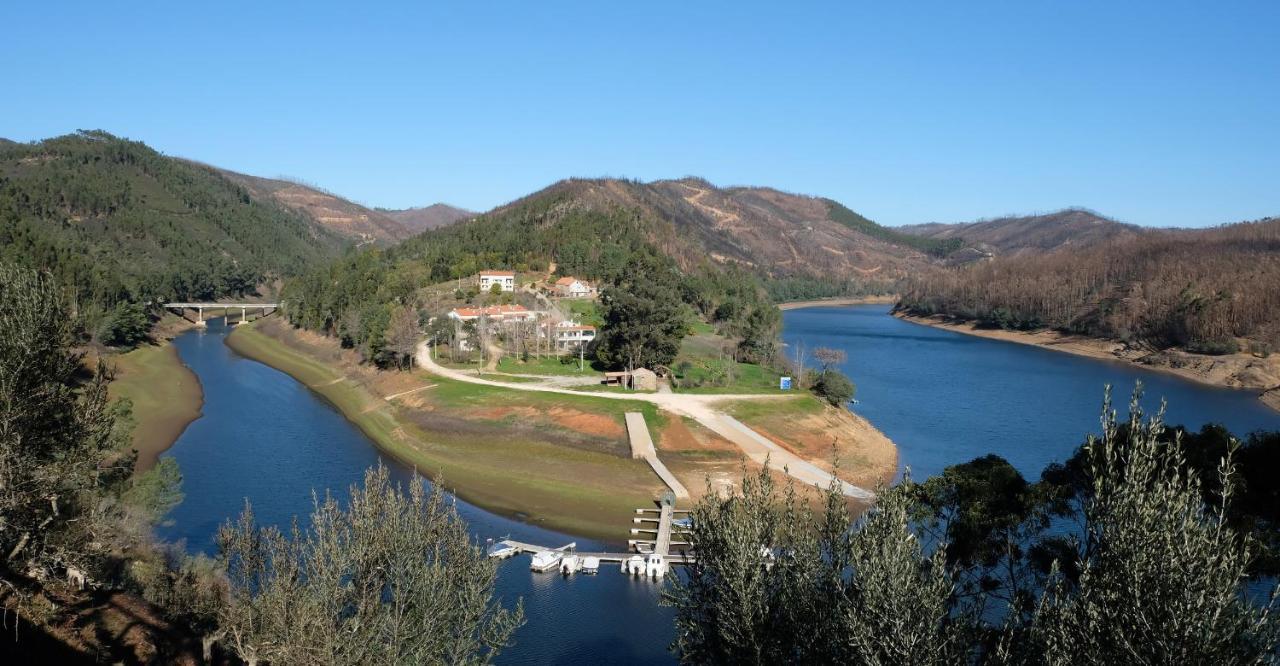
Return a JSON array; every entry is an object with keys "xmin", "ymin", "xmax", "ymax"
[
  {"xmin": 671, "ymin": 332, "xmax": 788, "ymax": 394},
  {"xmin": 562, "ymin": 298, "xmax": 602, "ymax": 326},
  {"xmin": 107, "ymin": 343, "xmax": 203, "ymax": 471},
  {"xmin": 495, "ymin": 355, "xmax": 599, "ymax": 376},
  {"xmin": 227, "ymin": 323, "xmax": 667, "ymax": 540}
]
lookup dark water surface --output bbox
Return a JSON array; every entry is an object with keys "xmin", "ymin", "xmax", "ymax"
[
  {"xmin": 160, "ymin": 310, "xmax": 1279, "ymax": 664},
  {"xmin": 158, "ymin": 319, "xmax": 675, "ymax": 665},
  {"xmin": 781, "ymin": 304, "xmax": 1279, "ymax": 480}
]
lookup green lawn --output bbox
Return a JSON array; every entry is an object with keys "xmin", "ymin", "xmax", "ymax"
[
  {"xmin": 671, "ymin": 332, "xmax": 788, "ymax": 394},
  {"xmin": 562, "ymin": 298, "xmax": 602, "ymax": 326},
  {"xmin": 496, "ymin": 355, "xmax": 599, "ymax": 376}
]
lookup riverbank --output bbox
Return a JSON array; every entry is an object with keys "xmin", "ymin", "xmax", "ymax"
[
  {"xmin": 777, "ymin": 295, "xmax": 897, "ymax": 311},
  {"xmin": 105, "ymin": 329, "xmax": 204, "ymax": 472},
  {"xmin": 896, "ymin": 312, "xmax": 1280, "ymax": 413},
  {"xmin": 227, "ymin": 319, "xmax": 897, "ymax": 538}
]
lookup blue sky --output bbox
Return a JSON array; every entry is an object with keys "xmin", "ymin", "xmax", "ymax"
[{"xmin": 2, "ymin": 1, "xmax": 1276, "ymax": 227}]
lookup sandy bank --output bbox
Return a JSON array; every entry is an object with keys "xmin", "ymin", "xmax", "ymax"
[
  {"xmin": 896, "ymin": 312, "xmax": 1280, "ymax": 413},
  {"xmin": 777, "ymin": 295, "xmax": 897, "ymax": 311},
  {"xmin": 107, "ymin": 342, "xmax": 203, "ymax": 472}
]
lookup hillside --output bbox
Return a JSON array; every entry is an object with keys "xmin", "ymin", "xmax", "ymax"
[
  {"xmin": 897, "ymin": 216, "xmax": 1280, "ymax": 353},
  {"xmin": 0, "ymin": 131, "xmax": 348, "ymax": 321},
  {"xmin": 216, "ymin": 169, "xmax": 413, "ymax": 244},
  {"xmin": 897, "ymin": 208, "xmax": 1144, "ymax": 260},
  {"xmin": 381, "ymin": 203, "xmax": 474, "ymax": 232},
  {"xmin": 478, "ymin": 177, "xmax": 951, "ymax": 294}
]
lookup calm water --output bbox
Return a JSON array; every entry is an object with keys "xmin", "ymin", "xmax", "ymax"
[
  {"xmin": 159, "ymin": 310, "xmax": 1279, "ymax": 664},
  {"xmin": 782, "ymin": 304, "xmax": 1280, "ymax": 480},
  {"xmin": 158, "ymin": 319, "xmax": 675, "ymax": 665}
]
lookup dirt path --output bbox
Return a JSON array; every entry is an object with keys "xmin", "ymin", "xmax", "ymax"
[{"xmin": 417, "ymin": 341, "xmax": 874, "ymax": 499}]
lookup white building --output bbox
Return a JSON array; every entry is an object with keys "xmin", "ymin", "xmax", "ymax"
[
  {"xmin": 479, "ymin": 270, "xmax": 516, "ymax": 292},
  {"xmin": 551, "ymin": 320, "xmax": 596, "ymax": 352},
  {"xmin": 553, "ymin": 276, "xmax": 595, "ymax": 298},
  {"xmin": 447, "ymin": 304, "xmax": 537, "ymax": 323}
]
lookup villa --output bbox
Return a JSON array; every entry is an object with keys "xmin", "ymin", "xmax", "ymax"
[
  {"xmin": 479, "ymin": 270, "xmax": 516, "ymax": 292},
  {"xmin": 553, "ymin": 276, "xmax": 595, "ymax": 298},
  {"xmin": 551, "ymin": 320, "xmax": 597, "ymax": 352}
]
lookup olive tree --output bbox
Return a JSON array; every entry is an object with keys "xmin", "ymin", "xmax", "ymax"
[
  {"xmin": 216, "ymin": 465, "xmax": 523, "ymax": 665},
  {"xmin": 1018, "ymin": 392, "xmax": 1280, "ymax": 664},
  {"xmin": 0, "ymin": 264, "xmax": 131, "ymax": 582}
]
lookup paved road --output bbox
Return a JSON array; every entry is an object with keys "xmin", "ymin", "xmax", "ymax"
[{"xmin": 416, "ymin": 341, "xmax": 874, "ymax": 499}]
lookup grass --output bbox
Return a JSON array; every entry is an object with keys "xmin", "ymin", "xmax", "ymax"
[
  {"xmin": 671, "ymin": 332, "xmax": 788, "ymax": 394},
  {"xmin": 227, "ymin": 323, "xmax": 666, "ymax": 540},
  {"xmin": 562, "ymin": 298, "xmax": 602, "ymax": 326},
  {"xmin": 107, "ymin": 342, "xmax": 203, "ymax": 471},
  {"xmin": 496, "ymin": 355, "xmax": 598, "ymax": 376}
]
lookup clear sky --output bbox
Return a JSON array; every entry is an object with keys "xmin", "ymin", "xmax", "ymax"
[{"xmin": 2, "ymin": 1, "xmax": 1276, "ymax": 227}]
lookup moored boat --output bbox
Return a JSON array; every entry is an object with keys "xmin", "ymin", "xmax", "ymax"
[
  {"xmin": 582, "ymin": 556, "xmax": 600, "ymax": 574},
  {"xmin": 531, "ymin": 550, "xmax": 563, "ymax": 572}
]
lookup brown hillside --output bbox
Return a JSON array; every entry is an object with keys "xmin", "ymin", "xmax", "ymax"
[
  {"xmin": 382, "ymin": 203, "xmax": 474, "ymax": 232},
  {"xmin": 215, "ymin": 169, "xmax": 412, "ymax": 244},
  {"xmin": 897, "ymin": 208, "xmax": 1144, "ymax": 258}
]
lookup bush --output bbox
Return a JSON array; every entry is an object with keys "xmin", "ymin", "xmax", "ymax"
[
  {"xmin": 811, "ymin": 368, "xmax": 855, "ymax": 407},
  {"xmin": 98, "ymin": 301, "xmax": 151, "ymax": 348}
]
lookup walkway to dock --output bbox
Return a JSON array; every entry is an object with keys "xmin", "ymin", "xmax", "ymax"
[
  {"xmin": 625, "ymin": 412, "xmax": 690, "ymax": 500},
  {"xmin": 417, "ymin": 341, "xmax": 874, "ymax": 500}
]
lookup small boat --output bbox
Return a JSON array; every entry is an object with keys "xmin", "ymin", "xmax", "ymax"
[
  {"xmin": 530, "ymin": 550, "xmax": 563, "ymax": 572},
  {"xmin": 559, "ymin": 554, "xmax": 580, "ymax": 575},
  {"xmin": 486, "ymin": 539, "xmax": 516, "ymax": 559},
  {"xmin": 581, "ymin": 556, "xmax": 600, "ymax": 574},
  {"xmin": 672, "ymin": 517, "xmax": 694, "ymax": 529},
  {"xmin": 623, "ymin": 555, "xmax": 645, "ymax": 575}
]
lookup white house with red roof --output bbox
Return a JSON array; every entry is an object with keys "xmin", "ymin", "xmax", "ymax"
[
  {"xmin": 553, "ymin": 276, "xmax": 595, "ymax": 297},
  {"xmin": 447, "ymin": 304, "xmax": 536, "ymax": 323},
  {"xmin": 479, "ymin": 270, "xmax": 516, "ymax": 292},
  {"xmin": 550, "ymin": 320, "xmax": 596, "ymax": 351}
]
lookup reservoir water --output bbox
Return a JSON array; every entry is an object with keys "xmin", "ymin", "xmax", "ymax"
[
  {"xmin": 781, "ymin": 304, "xmax": 1280, "ymax": 479},
  {"xmin": 158, "ymin": 308, "xmax": 1279, "ymax": 663}
]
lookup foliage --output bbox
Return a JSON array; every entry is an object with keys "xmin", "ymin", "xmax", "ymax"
[
  {"xmin": 0, "ymin": 263, "xmax": 134, "ymax": 580},
  {"xmin": 0, "ymin": 131, "xmax": 346, "ymax": 331},
  {"xmin": 898, "ymin": 217, "xmax": 1280, "ymax": 350},
  {"xmin": 666, "ymin": 467, "xmax": 973, "ymax": 664},
  {"xmin": 97, "ymin": 301, "xmax": 152, "ymax": 348},
  {"xmin": 120, "ymin": 457, "xmax": 185, "ymax": 522},
  {"xmin": 594, "ymin": 258, "xmax": 690, "ymax": 370},
  {"xmin": 216, "ymin": 465, "xmax": 523, "ymax": 665},
  {"xmin": 826, "ymin": 199, "xmax": 963, "ymax": 257},
  {"xmin": 669, "ymin": 387, "xmax": 1280, "ymax": 664},
  {"xmin": 810, "ymin": 367, "xmax": 856, "ymax": 406}
]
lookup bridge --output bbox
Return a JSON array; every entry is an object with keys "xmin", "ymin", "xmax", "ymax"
[{"xmin": 164, "ymin": 302, "xmax": 279, "ymax": 327}]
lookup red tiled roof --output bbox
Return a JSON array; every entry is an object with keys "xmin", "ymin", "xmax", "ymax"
[
  {"xmin": 450, "ymin": 304, "xmax": 530, "ymax": 318},
  {"xmin": 479, "ymin": 270, "xmax": 514, "ymax": 277}
]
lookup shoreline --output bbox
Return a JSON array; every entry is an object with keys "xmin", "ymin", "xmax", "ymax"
[
  {"xmin": 224, "ymin": 320, "xmax": 899, "ymax": 538},
  {"xmin": 107, "ymin": 338, "xmax": 204, "ymax": 472},
  {"xmin": 777, "ymin": 295, "xmax": 896, "ymax": 311},
  {"xmin": 895, "ymin": 312, "xmax": 1280, "ymax": 414}
]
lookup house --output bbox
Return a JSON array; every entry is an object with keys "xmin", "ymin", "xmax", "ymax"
[
  {"xmin": 553, "ymin": 276, "xmax": 595, "ymax": 298},
  {"xmin": 447, "ymin": 304, "xmax": 537, "ymax": 323},
  {"xmin": 479, "ymin": 270, "xmax": 516, "ymax": 292},
  {"xmin": 551, "ymin": 320, "xmax": 596, "ymax": 352}
]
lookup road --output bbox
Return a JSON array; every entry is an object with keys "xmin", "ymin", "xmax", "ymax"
[{"xmin": 416, "ymin": 341, "xmax": 874, "ymax": 500}]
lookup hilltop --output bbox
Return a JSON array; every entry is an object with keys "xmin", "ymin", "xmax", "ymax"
[
  {"xmin": 897, "ymin": 208, "xmax": 1145, "ymax": 261},
  {"xmin": 381, "ymin": 203, "xmax": 474, "ymax": 233},
  {"xmin": 0, "ymin": 131, "xmax": 348, "ymax": 322}
]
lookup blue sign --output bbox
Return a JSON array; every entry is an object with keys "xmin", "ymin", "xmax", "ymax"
[{"xmin": 779, "ymin": 376, "xmax": 792, "ymax": 390}]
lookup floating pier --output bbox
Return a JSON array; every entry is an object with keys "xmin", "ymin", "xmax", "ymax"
[{"xmin": 489, "ymin": 496, "xmax": 693, "ymax": 578}]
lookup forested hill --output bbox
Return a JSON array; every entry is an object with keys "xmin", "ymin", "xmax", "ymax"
[
  {"xmin": 897, "ymin": 217, "xmax": 1280, "ymax": 353},
  {"xmin": 0, "ymin": 131, "xmax": 348, "ymax": 323},
  {"xmin": 896, "ymin": 208, "xmax": 1145, "ymax": 260},
  {"xmin": 215, "ymin": 168, "xmax": 416, "ymax": 244}
]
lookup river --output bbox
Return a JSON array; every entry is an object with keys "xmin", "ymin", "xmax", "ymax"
[{"xmin": 157, "ymin": 309, "xmax": 1279, "ymax": 663}]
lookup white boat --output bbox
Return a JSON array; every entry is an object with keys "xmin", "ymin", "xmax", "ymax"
[
  {"xmin": 623, "ymin": 555, "xmax": 645, "ymax": 575},
  {"xmin": 559, "ymin": 554, "xmax": 580, "ymax": 574},
  {"xmin": 530, "ymin": 550, "xmax": 562, "ymax": 572},
  {"xmin": 485, "ymin": 540, "xmax": 515, "ymax": 559},
  {"xmin": 581, "ymin": 556, "xmax": 600, "ymax": 574}
]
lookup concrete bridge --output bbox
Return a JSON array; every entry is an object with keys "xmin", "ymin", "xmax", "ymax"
[{"xmin": 164, "ymin": 302, "xmax": 279, "ymax": 327}]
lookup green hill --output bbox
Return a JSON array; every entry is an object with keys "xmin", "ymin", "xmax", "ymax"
[{"xmin": 0, "ymin": 131, "xmax": 348, "ymax": 323}]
